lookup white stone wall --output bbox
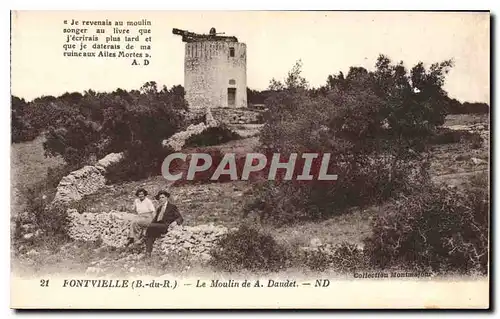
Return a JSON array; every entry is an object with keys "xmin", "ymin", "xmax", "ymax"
[{"xmin": 211, "ymin": 107, "xmax": 263, "ymax": 124}]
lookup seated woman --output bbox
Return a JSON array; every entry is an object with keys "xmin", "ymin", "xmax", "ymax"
[
  {"xmin": 125, "ymin": 188, "xmax": 156, "ymax": 247},
  {"xmin": 145, "ymin": 190, "xmax": 183, "ymax": 258}
]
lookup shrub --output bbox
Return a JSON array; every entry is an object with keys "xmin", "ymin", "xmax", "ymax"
[
  {"xmin": 39, "ymin": 83, "xmax": 186, "ymax": 167},
  {"xmin": 363, "ymin": 182, "xmax": 489, "ymax": 274},
  {"xmin": 43, "ymin": 116, "xmax": 103, "ymax": 167},
  {"xmin": 105, "ymin": 145, "xmax": 175, "ymax": 184},
  {"xmin": 209, "ymin": 224, "xmax": 291, "ymax": 272},
  {"xmin": 16, "ymin": 163, "xmax": 77, "ymax": 212},
  {"xmin": 18, "ymin": 194, "xmax": 70, "ymax": 245},
  {"xmin": 244, "ymin": 156, "xmax": 431, "ymax": 226},
  {"xmin": 12, "ymin": 163, "xmax": 78, "ymax": 253},
  {"xmin": 329, "ymin": 243, "xmax": 368, "ymax": 272},
  {"xmin": 446, "ymin": 99, "xmax": 489, "ymax": 114},
  {"xmin": 184, "ymin": 125, "xmax": 241, "ymax": 148},
  {"xmin": 300, "ymin": 248, "xmax": 332, "ymax": 272},
  {"xmin": 293, "ymin": 243, "xmax": 367, "ymax": 272},
  {"xmin": 467, "ymin": 133, "xmax": 484, "ymax": 149}
]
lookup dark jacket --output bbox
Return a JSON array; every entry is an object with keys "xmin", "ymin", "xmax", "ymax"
[{"xmin": 146, "ymin": 202, "xmax": 183, "ymax": 238}]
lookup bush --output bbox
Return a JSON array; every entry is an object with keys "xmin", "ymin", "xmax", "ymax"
[
  {"xmin": 247, "ymin": 55, "xmax": 452, "ymax": 225},
  {"xmin": 299, "ymin": 243, "xmax": 367, "ymax": 272},
  {"xmin": 13, "ymin": 192, "xmax": 70, "ymax": 250},
  {"xmin": 38, "ymin": 83, "xmax": 186, "ymax": 167},
  {"xmin": 209, "ymin": 224, "xmax": 291, "ymax": 272},
  {"xmin": 330, "ymin": 243, "xmax": 368, "ymax": 272},
  {"xmin": 32, "ymin": 203, "xmax": 71, "ymax": 241},
  {"xmin": 431, "ymin": 128, "xmax": 483, "ymax": 148},
  {"xmin": 15, "ymin": 164, "xmax": 78, "ymax": 210},
  {"xmin": 300, "ymin": 249, "xmax": 332, "ymax": 272},
  {"xmin": 467, "ymin": 133, "xmax": 484, "ymax": 149},
  {"xmin": 184, "ymin": 125, "xmax": 241, "ymax": 148},
  {"xmin": 244, "ymin": 156, "xmax": 430, "ymax": 226},
  {"xmin": 11, "ymin": 95, "xmax": 47, "ymax": 143},
  {"xmin": 363, "ymin": 181, "xmax": 489, "ymax": 274},
  {"xmin": 446, "ymin": 99, "xmax": 489, "ymax": 114},
  {"xmin": 12, "ymin": 163, "xmax": 78, "ymax": 253}
]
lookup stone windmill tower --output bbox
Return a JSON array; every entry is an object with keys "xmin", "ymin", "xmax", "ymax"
[{"xmin": 173, "ymin": 27, "xmax": 247, "ymax": 110}]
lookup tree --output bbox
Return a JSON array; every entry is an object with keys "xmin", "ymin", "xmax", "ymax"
[
  {"xmin": 140, "ymin": 81, "xmax": 158, "ymax": 95},
  {"xmin": 39, "ymin": 84, "xmax": 188, "ymax": 176},
  {"xmin": 43, "ymin": 115, "xmax": 102, "ymax": 166}
]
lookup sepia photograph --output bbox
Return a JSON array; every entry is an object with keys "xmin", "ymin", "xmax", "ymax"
[{"xmin": 9, "ymin": 10, "xmax": 490, "ymax": 309}]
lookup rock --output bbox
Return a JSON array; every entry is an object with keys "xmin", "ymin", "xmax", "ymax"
[
  {"xmin": 310, "ymin": 238, "xmax": 322, "ymax": 248},
  {"xmin": 26, "ymin": 249, "xmax": 39, "ymax": 256}
]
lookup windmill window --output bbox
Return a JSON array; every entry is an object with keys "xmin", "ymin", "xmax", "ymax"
[{"xmin": 229, "ymin": 47, "xmax": 235, "ymax": 57}]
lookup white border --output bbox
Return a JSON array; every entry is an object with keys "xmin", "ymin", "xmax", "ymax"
[{"xmin": 2, "ymin": 0, "xmax": 497, "ymax": 317}]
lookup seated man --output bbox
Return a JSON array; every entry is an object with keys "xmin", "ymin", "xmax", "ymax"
[
  {"xmin": 125, "ymin": 188, "xmax": 156, "ymax": 247},
  {"xmin": 145, "ymin": 190, "xmax": 184, "ymax": 258}
]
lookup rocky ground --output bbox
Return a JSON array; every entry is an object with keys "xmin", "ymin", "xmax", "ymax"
[{"xmin": 11, "ymin": 114, "xmax": 490, "ymax": 277}]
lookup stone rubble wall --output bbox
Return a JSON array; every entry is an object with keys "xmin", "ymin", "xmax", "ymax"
[
  {"xmin": 227, "ymin": 123, "xmax": 264, "ymax": 138},
  {"xmin": 162, "ymin": 108, "xmax": 219, "ymax": 151},
  {"xmin": 51, "ymin": 153, "xmax": 124, "ymax": 206},
  {"xmin": 444, "ymin": 123, "xmax": 489, "ymax": 142},
  {"xmin": 67, "ymin": 209, "xmax": 229, "ymax": 260}
]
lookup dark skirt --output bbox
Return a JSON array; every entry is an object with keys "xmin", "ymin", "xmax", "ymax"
[{"xmin": 146, "ymin": 222, "xmax": 168, "ymax": 238}]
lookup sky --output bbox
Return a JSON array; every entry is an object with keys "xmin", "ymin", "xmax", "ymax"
[{"xmin": 10, "ymin": 11, "xmax": 490, "ymax": 103}]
